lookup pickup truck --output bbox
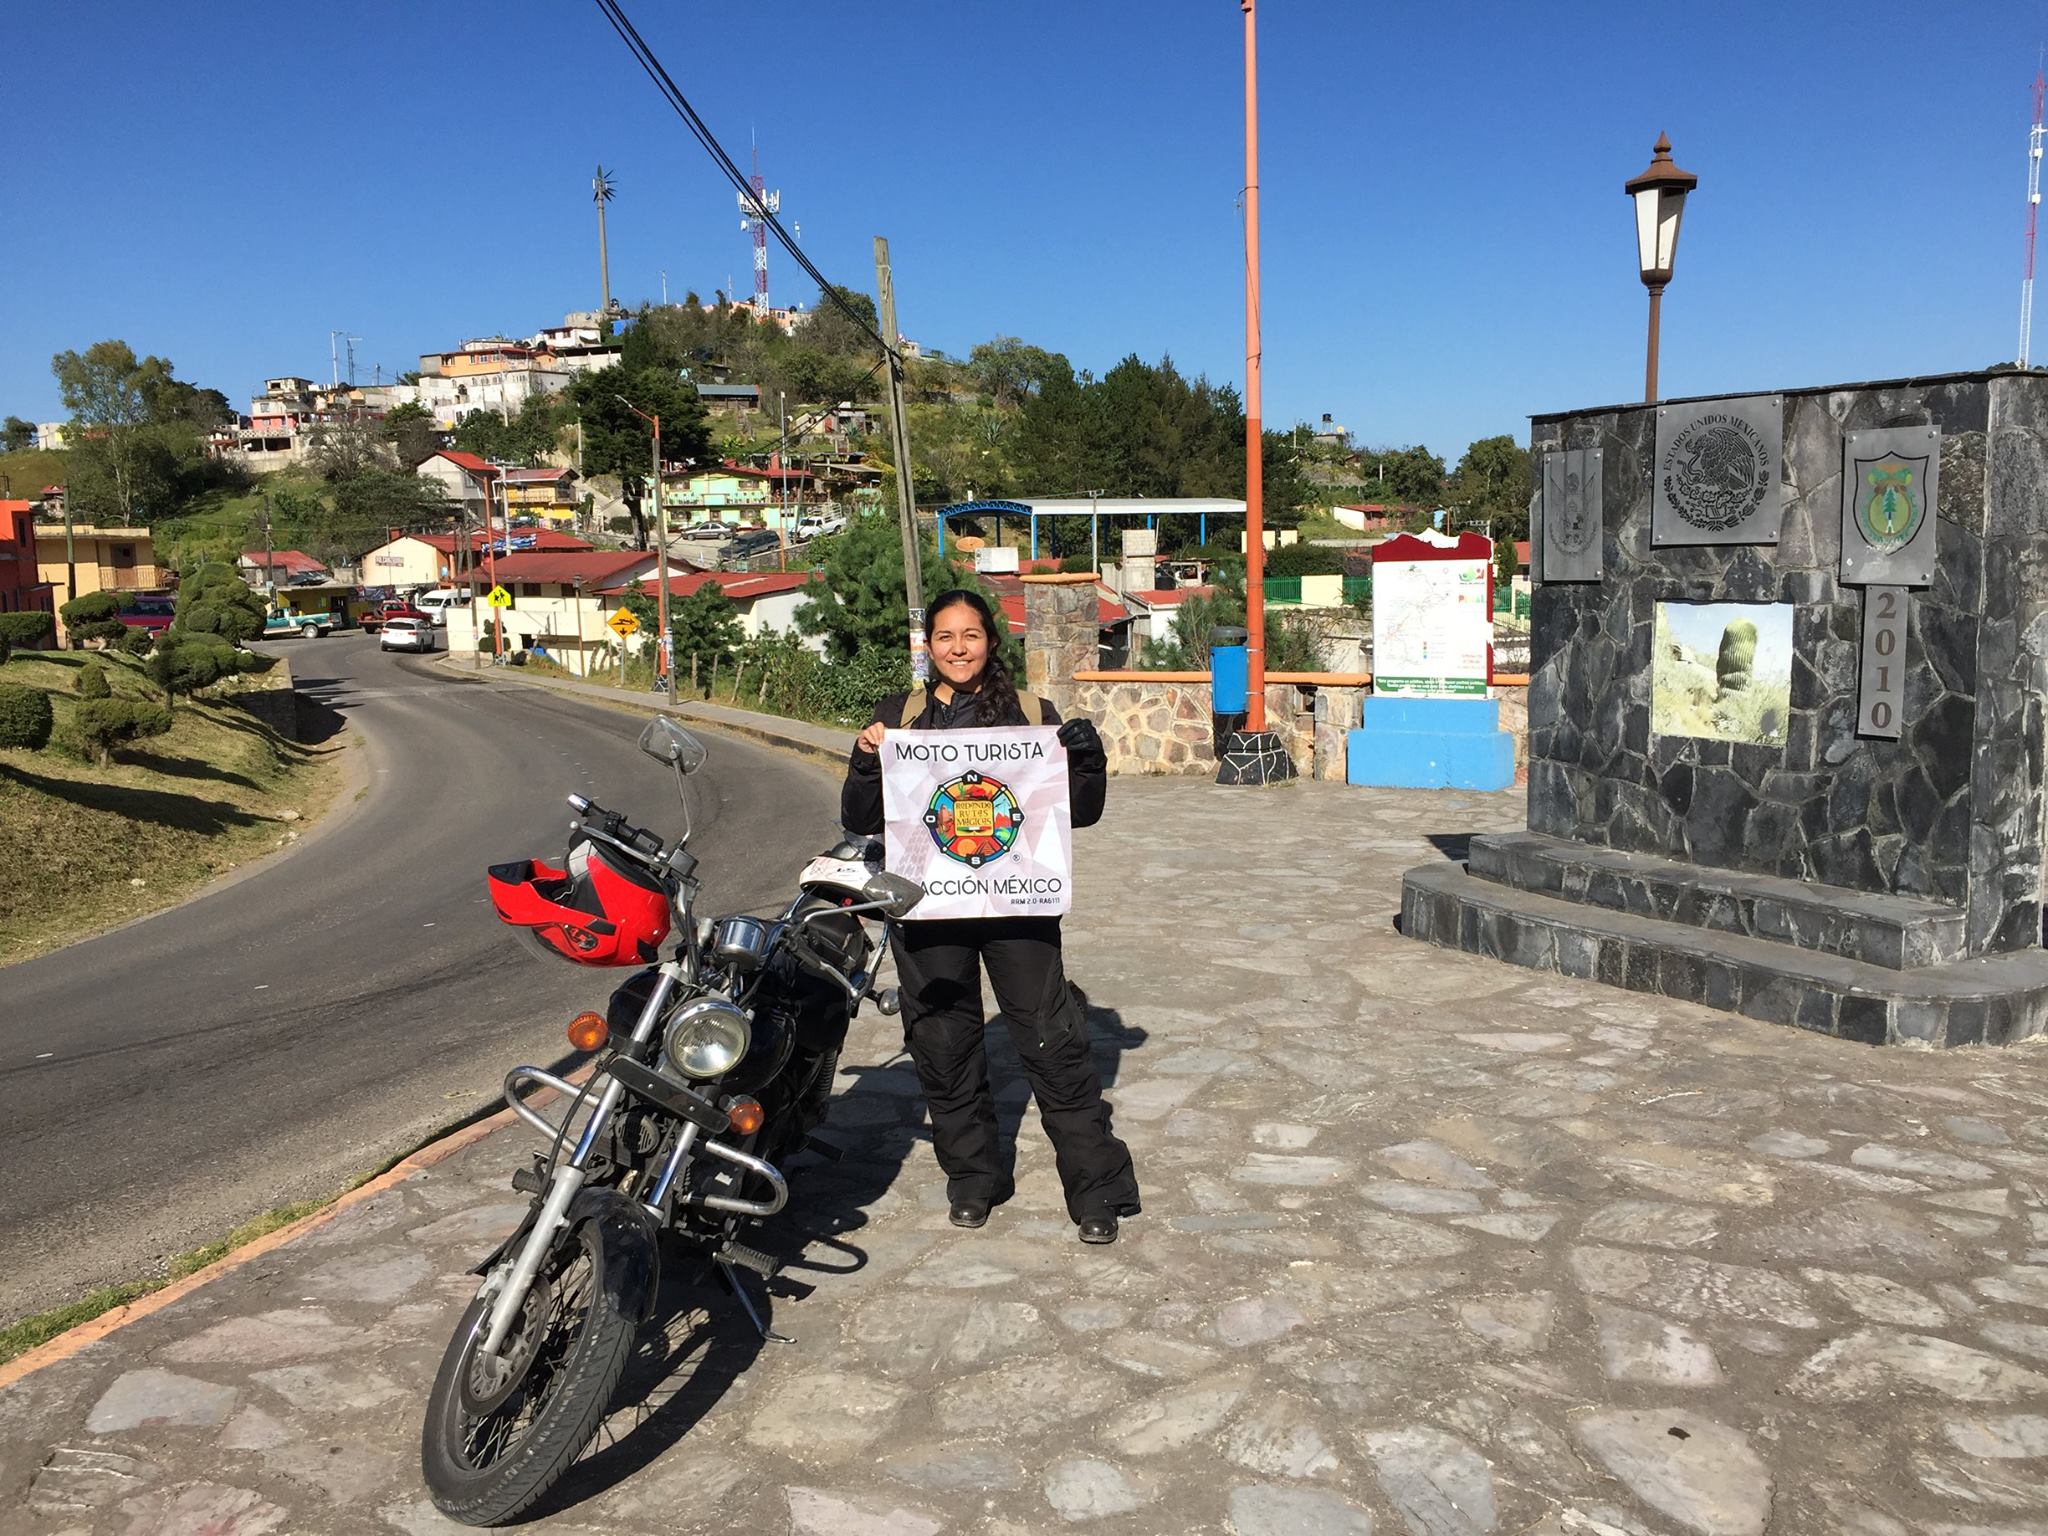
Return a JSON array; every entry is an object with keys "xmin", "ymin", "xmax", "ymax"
[
  {"xmin": 358, "ymin": 599, "xmax": 428, "ymax": 634},
  {"xmin": 265, "ymin": 607, "xmax": 336, "ymax": 639},
  {"xmin": 794, "ymin": 513, "xmax": 847, "ymax": 541}
]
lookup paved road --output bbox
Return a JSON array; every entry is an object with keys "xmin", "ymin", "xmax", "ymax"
[{"xmin": 0, "ymin": 633, "xmax": 838, "ymax": 1323}]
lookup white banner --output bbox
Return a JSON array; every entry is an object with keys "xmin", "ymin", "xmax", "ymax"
[{"xmin": 882, "ymin": 727, "xmax": 1072, "ymax": 919}]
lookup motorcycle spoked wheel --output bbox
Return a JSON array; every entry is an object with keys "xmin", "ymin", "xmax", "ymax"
[{"xmin": 421, "ymin": 1215, "xmax": 639, "ymax": 1526}]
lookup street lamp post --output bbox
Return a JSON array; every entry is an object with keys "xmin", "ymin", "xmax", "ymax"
[
  {"xmin": 1626, "ymin": 133, "xmax": 1699, "ymax": 403},
  {"xmin": 617, "ymin": 394, "xmax": 674, "ymax": 709}
]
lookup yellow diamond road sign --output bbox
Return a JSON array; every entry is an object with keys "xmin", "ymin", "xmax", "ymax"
[
  {"xmin": 607, "ymin": 608, "xmax": 640, "ymax": 637},
  {"xmin": 485, "ymin": 585, "xmax": 512, "ymax": 608}
]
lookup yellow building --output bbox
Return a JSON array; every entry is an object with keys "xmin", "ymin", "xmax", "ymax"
[
  {"xmin": 503, "ymin": 467, "xmax": 582, "ymax": 525},
  {"xmin": 36, "ymin": 526, "xmax": 161, "ymax": 640}
]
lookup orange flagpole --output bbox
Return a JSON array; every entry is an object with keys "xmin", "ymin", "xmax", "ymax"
[{"xmin": 1241, "ymin": 0, "xmax": 1266, "ymax": 732}]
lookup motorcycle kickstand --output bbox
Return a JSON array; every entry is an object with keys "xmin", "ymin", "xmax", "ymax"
[{"xmin": 715, "ymin": 1259, "xmax": 793, "ymax": 1345}]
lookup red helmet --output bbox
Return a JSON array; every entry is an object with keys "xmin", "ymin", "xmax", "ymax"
[{"xmin": 486, "ymin": 839, "xmax": 671, "ymax": 966}]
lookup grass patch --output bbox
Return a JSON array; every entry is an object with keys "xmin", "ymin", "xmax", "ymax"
[
  {"xmin": 0, "ymin": 447, "xmax": 70, "ymax": 502},
  {"xmin": 0, "ymin": 1193, "xmax": 340, "ymax": 1365},
  {"xmin": 0, "ymin": 648, "xmax": 347, "ymax": 965}
]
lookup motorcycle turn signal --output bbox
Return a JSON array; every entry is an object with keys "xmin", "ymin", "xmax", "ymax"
[
  {"xmin": 724, "ymin": 1097, "xmax": 765, "ymax": 1136},
  {"xmin": 566, "ymin": 1011, "xmax": 610, "ymax": 1053}
]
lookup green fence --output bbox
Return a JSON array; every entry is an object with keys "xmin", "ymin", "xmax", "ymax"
[
  {"xmin": 1343, "ymin": 575, "xmax": 1371, "ymax": 607},
  {"xmin": 1261, "ymin": 576, "xmax": 1303, "ymax": 606}
]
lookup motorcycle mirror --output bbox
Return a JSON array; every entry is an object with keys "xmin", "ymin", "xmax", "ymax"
[
  {"xmin": 639, "ymin": 716, "xmax": 708, "ymax": 776},
  {"xmin": 862, "ymin": 871, "xmax": 925, "ymax": 919}
]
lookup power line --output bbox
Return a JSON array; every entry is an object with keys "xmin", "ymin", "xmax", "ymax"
[{"xmin": 591, "ymin": 0, "xmax": 894, "ymax": 359}]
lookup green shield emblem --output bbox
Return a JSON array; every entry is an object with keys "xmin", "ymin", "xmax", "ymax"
[{"xmin": 1853, "ymin": 454, "xmax": 1927, "ymax": 555}]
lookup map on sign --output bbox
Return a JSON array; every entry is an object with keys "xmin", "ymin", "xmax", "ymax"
[
  {"xmin": 485, "ymin": 586, "xmax": 511, "ymax": 609},
  {"xmin": 1372, "ymin": 532, "xmax": 1492, "ymax": 698},
  {"xmin": 606, "ymin": 609, "xmax": 640, "ymax": 637}
]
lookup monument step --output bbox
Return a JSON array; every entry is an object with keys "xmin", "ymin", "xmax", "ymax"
[
  {"xmin": 1401, "ymin": 860, "xmax": 2048, "ymax": 1049},
  {"xmin": 1465, "ymin": 831, "xmax": 1966, "ymax": 970}
]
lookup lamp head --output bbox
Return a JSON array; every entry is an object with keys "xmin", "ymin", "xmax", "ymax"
[{"xmin": 1625, "ymin": 133, "xmax": 1699, "ymax": 286}]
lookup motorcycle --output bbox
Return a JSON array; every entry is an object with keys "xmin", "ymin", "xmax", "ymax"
[{"xmin": 420, "ymin": 715, "xmax": 922, "ymax": 1526}]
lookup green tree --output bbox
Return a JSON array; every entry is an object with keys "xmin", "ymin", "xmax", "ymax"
[
  {"xmin": 670, "ymin": 582, "xmax": 744, "ymax": 684},
  {"xmin": 796, "ymin": 512, "xmax": 993, "ymax": 664},
  {"xmin": 171, "ymin": 562, "xmax": 268, "ymax": 645},
  {"xmin": 966, "ymin": 336, "xmax": 1065, "ymax": 408},
  {"xmin": 1141, "ymin": 560, "xmax": 1325, "ymax": 673},
  {"xmin": 380, "ymin": 401, "xmax": 441, "ymax": 470},
  {"xmin": 1447, "ymin": 434, "xmax": 1532, "ymax": 539},
  {"xmin": 1, "ymin": 416, "xmax": 34, "ymax": 452},
  {"xmin": 0, "ymin": 683, "xmax": 53, "ymax": 749},
  {"xmin": 1358, "ymin": 444, "xmax": 1447, "ymax": 506},
  {"xmin": 304, "ymin": 412, "xmax": 389, "ymax": 481},
  {"xmin": 71, "ymin": 697, "xmax": 171, "ymax": 765},
  {"xmin": 565, "ymin": 366, "xmax": 712, "ymax": 549},
  {"xmin": 51, "ymin": 341, "xmax": 237, "ymax": 524},
  {"xmin": 144, "ymin": 631, "xmax": 270, "ymax": 712}
]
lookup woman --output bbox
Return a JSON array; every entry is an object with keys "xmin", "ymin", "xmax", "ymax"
[{"xmin": 841, "ymin": 589, "xmax": 1140, "ymax": 1244}]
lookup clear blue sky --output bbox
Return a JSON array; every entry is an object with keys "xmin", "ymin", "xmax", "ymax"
[{"xmin": 7, "ymin": 1, "xmax": 2045, "ymax": 465}]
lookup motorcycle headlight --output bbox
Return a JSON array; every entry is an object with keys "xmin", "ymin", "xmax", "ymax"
[{"xmin": 663, "ymin": 998, "xmax": 752, "ymax": 1080}]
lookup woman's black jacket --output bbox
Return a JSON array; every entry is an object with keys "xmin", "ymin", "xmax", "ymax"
[{"xmin": 840, "ymin": 689, "xmax": 1107, "ymax": 836}]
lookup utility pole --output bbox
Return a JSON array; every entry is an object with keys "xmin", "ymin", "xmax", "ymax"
[
  {"xmin": 617, "ymin": 394, "xmax": 674, "ymax": 709},
  {"xmin": 594, "ymin": 166, "xmax": 618, "ymax": 319},
  {"xmin": 262, "ymin": 491, "xmax": 275, "ymax": 599},
  {"xmin": 485, "ymin": 471, "xmax": 504, "ymax": 663},
  {"xmin": 778, "ymin": 390, "xmax": 789, "ymax": 574},
  {"xmin": 873, "ymin": 237, "xmax": 927, "ymax": 682}
]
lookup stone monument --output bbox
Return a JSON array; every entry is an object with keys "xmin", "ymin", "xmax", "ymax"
[{"xmin": 1402, "ymin": 369, "xmax": 2048, "ymax": 1047}]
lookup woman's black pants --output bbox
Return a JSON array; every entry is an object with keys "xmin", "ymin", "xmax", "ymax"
[{"xmin": 890, "ymin": 916, "xmax": 1139, "ymax": 1223}]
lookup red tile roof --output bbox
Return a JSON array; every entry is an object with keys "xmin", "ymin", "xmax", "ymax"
[
  {"xmin": 1126, "ymin": 585, "xmax": 1214, "ymax": 607},
  {"xmin": 411, "ymin": 529, "xmax": 595, "ymax": 554},
  {"xmin": 995, "ymin": 593, "xmax": 1127, "ymax": 631},
  {"xmin": 241, "ymin": 548, "xmax": 326, "ymax": 573},
  {"xmin": 600, "ymin": 570, "xmax": 812, "ymax": 601},
  {"xmin": 485, "ymin": 550, "xmax": 658, "ymax": 586},
  {"xmin": 430, "ymin": 450, "xmax": 498, "ymax": 478},
  {"xmin": 502, "ymin": 467, "xmax": 576, "ymax": 484}
]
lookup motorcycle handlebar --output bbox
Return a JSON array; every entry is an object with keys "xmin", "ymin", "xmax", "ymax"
[{"xmin": 566, "ymin": 794, "xmax": 664, "ymax": 861}]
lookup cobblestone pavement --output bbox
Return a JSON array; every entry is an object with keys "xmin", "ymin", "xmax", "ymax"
[{"xmin": 9, "ymin": 781, "xmax": 2048, "ymax": 1535}]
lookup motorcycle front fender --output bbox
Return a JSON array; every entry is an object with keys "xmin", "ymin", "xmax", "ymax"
[{"xmin": 568, "ymin": 1186, "xmax": 664, "ymax": 1324}]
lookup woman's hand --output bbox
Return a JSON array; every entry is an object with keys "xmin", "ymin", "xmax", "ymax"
[{"xmin": 855, "ymin": 721, "xmax": 888, "ymax": 756}]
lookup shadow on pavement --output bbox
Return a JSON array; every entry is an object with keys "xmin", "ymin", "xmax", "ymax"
[{"xmin": 1425, "ymin": 832, "xmax": 1473, "ymax": 862}]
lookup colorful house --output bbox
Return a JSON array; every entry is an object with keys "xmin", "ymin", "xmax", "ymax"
[
  {"xmin": 0, "ymin": 501, "xmax": 57, "ymax": 632},
  {"xmin": 34, "ymin": 525, "xmax": 158, "ymax": 641}
]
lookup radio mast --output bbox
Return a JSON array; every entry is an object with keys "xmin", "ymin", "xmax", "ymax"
[
  {"xmin": 738, "ymin": 143, "xmax": 780, "ymax": 318},
  {"xmin": 2021, "ymin": 67, "xmax": 2044, "ymax": 367}
]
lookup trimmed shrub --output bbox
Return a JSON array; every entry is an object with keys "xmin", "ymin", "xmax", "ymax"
[
  {"xmin": 0, "ymin": 611, "xmax": 55, "ymax": 648},
  {"xmin": 0, "ymin": 683, "xmax": 54, "ymax": 750},
  {"xmin": 71, "ymin": 698, "xmax": 171, "ymax": 766},
  {"xmin": 77, "ymin": 662, "xmax": 111, "ymax": 699},
  {"xmin": 118, "ymin": 627, "xmax": 154, "ymax": 656},
  {"xmin": 59, "ymin": 591, "xmax": 121, "ymax": 632},
  {"xmin": 172, "ymin": 563, "xmax": 267, "ymax": 645},
  {"xmin": 0, "ymin": 635, "xmax": 9, "ymax": 667},
  {"xmin": 72, "ymin": 617, "xmax": 130, "ymax": 648}
]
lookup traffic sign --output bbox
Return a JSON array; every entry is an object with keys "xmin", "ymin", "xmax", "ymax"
[
  {"xmin": 606, "ymin": 608, "xmax": 640, "ymax": 637},
  {"xmin": 485, "ymin": 585, "xmax": 512, "ymax": 609}
]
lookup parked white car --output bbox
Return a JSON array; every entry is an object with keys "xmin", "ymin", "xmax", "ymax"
[
  {"xmin": 380, "ymin": 617, "xmax": 437, "ymax": 653},
  {"xmin": 794, "ymin": 513, "xmax": 847, "ymax": 541},
  {"xmin": 413, "ymin": 589, "xmax": 469, "ymax": 626}
]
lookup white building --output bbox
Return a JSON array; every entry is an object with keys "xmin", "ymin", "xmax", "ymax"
[{"xmin": 415, "ymin": 339, "xmax": 574, "ymax": 430}]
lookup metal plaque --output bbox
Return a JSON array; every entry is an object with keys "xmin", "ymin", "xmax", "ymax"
[
  {"xmin": 1857, "ymin": 585, "xmax": 1909, "ymax": 739},
  {"xmin": 1652, "ymin": 394, "xmax": 1785, "ymax": 546},
  {"xmin": 1540, "ymin": 446, "xmax": 1603, "ymax": 583},
  {"xmin": 1840, "ymin": 425, "xmax": 1939, "ymax": 588}
]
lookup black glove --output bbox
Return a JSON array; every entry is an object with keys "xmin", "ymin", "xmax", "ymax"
[{"xmin": 1057, "ymin": 717, "xmax": 1106, "ymax": 769}]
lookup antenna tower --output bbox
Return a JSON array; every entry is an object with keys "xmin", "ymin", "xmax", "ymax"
[
  {"xmin": 2023, "ymin": 66, "xmax": 2045, "ymax": 367},
  {"xmin": 738, "ymin": 143, "xmax": 780, "ymax": 317},
  {"xmin": 594, "ymin": 166, "xmax": 619, "ymax": 319}
]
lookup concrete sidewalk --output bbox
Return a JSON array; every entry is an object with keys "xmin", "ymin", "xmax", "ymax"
[
  {"xmin": 8, "ymin": 779, "xmax": 2048, "ymax": 1534},
  {"xmin": 429, "ymin": 651, "xmax": 855, "ymax": 767}
]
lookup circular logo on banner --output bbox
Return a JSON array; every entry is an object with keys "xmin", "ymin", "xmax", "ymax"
[
  {"xmin": 923, "ymin": 770, "xmax": 1023, "ymax": 868},
  {"xmin": 1854, "ymin": 456, "xmax": 1927, "ymax": 554},
  {"xmin": 1554, "ymin": 463, "xmax": 1597, "ymax": 555},
  {"xmin": 1661, "ymin": 417, "xmax": 1772, "ymax": 533}
]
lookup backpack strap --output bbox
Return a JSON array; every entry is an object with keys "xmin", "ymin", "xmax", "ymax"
[
  {"xmin": 901, "ymin": 687, "xmax": 1047, "ymax": 726},
  {"xmin": 897, "ymin": 689, "xmax": 928, "ymax": 728},
  {"xmin": 1015, "ymin": 690, "xmax": 1048, "ymax": 726}
]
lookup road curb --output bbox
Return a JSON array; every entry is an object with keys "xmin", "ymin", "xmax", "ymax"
[{"xmin": 0, "ymin": 1065, "xmax": 590, "ymax": 1392}]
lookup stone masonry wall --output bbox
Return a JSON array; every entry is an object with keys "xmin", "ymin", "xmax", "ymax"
[
  {"xmin": 1528, "ymin": 370, "xmax": 2048, "ymax": 955},
  {"xmin": 1073, "ymin": 680, "xmax": 1314, "ymax": 776}
]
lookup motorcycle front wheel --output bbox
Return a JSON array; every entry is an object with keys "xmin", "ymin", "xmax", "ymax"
[{"xmin": 421, "ymin": 1214, "xmax": 639, "ymax": 1526}]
